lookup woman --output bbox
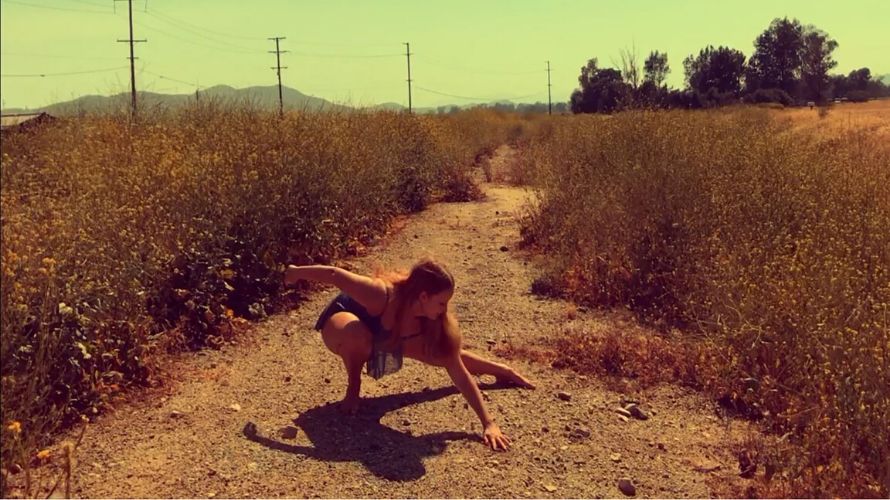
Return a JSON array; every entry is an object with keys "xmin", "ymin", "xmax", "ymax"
[{"xmin": 284, "ymin": 258, "xmax": 535, "ymax": 451}]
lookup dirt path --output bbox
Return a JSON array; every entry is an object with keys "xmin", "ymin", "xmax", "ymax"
[{"xmin": 67, "ymin": 148, "xmax": 749, "ymax": 498}]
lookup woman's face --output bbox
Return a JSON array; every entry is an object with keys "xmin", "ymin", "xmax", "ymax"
[{"xmin": 418, "ymin": 289, "xmax": 453, "ymax": 320}]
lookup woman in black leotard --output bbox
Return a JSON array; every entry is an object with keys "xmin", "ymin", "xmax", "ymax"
[{"xmin": 284, "ymin": 258, "xmax": 535, "ymax": 451}]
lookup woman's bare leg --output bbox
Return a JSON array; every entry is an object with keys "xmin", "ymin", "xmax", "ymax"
[
  {"xmin": 460, "ymin": 350, "xmax": 536, "ymax": 389},
  {"xmin": 321, "ymin": 312, "xmax": 373, "ymax": 414}
]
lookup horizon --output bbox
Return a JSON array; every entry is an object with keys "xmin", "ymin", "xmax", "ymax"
[{"xmin": 2, "ymin": 0, "xmax": 889, "ymax": 110}]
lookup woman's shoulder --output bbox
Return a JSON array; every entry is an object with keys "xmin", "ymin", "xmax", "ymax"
[{"xmin": 378, "ymin": 280, "xmax": 395, "ymax": 314}]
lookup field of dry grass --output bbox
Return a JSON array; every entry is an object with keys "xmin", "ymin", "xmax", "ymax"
[
  {"xmin": 515, "ymin": 106, "xmax": 889, "ymax": 497},
  {"xmin": 0, "ymin": 105, "xmax": 524, "ymax": 496},
  {"xmin": 2, "ymin": 102, "xmax": 887, "ymax": 497},
  {"xmin": 772, "ymin": 98, "xmax": 890, "ymax": 142}
]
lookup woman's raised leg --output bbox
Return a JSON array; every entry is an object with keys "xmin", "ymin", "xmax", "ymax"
[{"xmin": 320, "ymin": 312, "xmax": 373, "ymax": 414}]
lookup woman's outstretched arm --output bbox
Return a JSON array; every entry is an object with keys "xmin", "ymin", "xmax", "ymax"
[
  {"xmin": 442, "ymin": 352, "xmax": 512, "ymax": 451},
  {"xmin": 284, "ymin": 265, "xmax": 388, "ymax": 315}
]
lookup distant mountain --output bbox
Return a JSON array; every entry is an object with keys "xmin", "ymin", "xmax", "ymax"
[
  {"xmin": 1, "ymin": 85, "xmax": 351, "ymax": 116},
  {"xmin": 1, "ymin": 86, "xmax": 558, "ymax": 116},
  {"xmin": 366, "ymin": 102, "xmax": 406, "ymax": 111},
  {"xmin": 879, "ymin": 74, "xmax": 890, "ymax": 85}
]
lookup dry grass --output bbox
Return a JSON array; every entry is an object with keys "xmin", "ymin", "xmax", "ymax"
[
  {"xmin": 0, "ymin": 104, "xmax": 517, "ymax": 496},
  {"xmin": 771, "ymin": 98, "xmax": 890, "ymax": 142},
  {"xmin": 516, "ymin": 107, "xmax": 890, "ymax": 497}
]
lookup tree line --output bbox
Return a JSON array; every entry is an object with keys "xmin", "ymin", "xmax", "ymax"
[{"xmin": 570, "ymin": 17, "xmax": 890, "ymax": 114}]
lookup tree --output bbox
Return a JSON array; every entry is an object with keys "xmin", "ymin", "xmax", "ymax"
[
  {"xmin": 847, "ymin": 67, "xmax": 872, "ymax": 91},
  {"xmin": 570, "ymin": 58, "xmax": 630, "ymax": 114},
  {"xmin": 683, "ymin": 45, "xmax": 746, "ymax": 95},
  {"xmin": 800, "ymin": 26, "xmax": 838, "ymax": 102},
  {"xmin": 746, "ymin": 17, "xmax": 805, "ymax": 95},
  {"xmin": 618, "ymin": 45, "xmax": 641, "ymax": 91},
  {"xmin": 828, "ymin": 68, "xmax": 890, "ymax": 99},
  {"xmin": 644, "ymin": 50, "xmax": 670, "ymax": 87}
]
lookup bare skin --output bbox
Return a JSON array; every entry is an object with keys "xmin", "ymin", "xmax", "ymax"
[{"xmin": 285, "ymin": 264, "xmax": 535, "ymax": 451}]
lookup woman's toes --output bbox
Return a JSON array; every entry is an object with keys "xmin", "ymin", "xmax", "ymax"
[{"xmin": 339, "ymin": 396, "xmax": 361, "ymax": 415}]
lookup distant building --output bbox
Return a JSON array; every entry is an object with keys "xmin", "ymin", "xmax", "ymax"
[{"xmin": 0, "ymin": 112, "xmax": 56, "ymax": 134}]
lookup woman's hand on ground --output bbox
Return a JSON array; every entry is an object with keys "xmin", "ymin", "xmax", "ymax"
[{"xmin": 482, "ymin": 422, "xmax": 511, "ymax": 451}]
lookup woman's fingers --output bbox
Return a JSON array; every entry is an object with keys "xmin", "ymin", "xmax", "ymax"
[
  {"xmin": 486, "ymin": 434, "xmax": 509, "ymax": 451},
  {"xmin": 496, "ymin": 435, "xmax": 510, "ymax": 450}
]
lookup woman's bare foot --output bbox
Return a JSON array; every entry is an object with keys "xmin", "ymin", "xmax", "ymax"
[
  {"xmin": 338, "ymin": 395, "xmax": 361, "ymax": 415},
  {"xmin": 496, "ymin": 368, "xmax": 536, "ymax": 389}
]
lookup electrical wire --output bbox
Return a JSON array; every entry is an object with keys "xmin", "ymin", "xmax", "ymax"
[
  {"xmin": 145, "ymin": 7, "xmax": 267, "ymax": 41},
  {"xmin": 420, "ymin": 57, "xmax": 545, "ymax": 76},
  {"xmin": 1, "ymin": 51, "xmax": 121, "ymax": 61},
  {"xmin": 414, "ymin": 85, "xmax": 543, "ymax": 102},
  {"xmin": 63, "ymin": 0, "xmax": 113, "ymax": 8},
  {"xmin": 142, "ymin": 69, "xmax": 197, "ymax": 88},
  {"xmin": 1, "ymin": 66, "xmax": 128, "ymax": 77},
  {"xmin": 143, "ymin": 10, "xmax": 266, "ymax": 52},
  {"xmin": 0, "ymin": 0, "xmax": 112, "ymax": 14},
  {"xmin": 290, "ymin": 50, "xmax": 402, "ymax": 59},
  {"xmin": 133, "ymin": 19, "xmax": 265, "ymax": 55}
]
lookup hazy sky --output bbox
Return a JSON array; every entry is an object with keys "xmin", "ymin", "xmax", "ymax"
[{"xmin": 2, "ymin": 0, "xmax": 888, "ymax": 109}]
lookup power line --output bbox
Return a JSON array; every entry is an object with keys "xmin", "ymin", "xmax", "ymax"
[
  {"xmin": 1, "ymin": 51, "xmax": 121, "ymax": 61},
  {"xmin": 143, "ymin": 10, "xmax": 266, "ymax": 52},
  {"xmin": 0, "ymin": 0, "xmax": 111, "ymax": 14},
  {"xmin": 145, "ymin": 6, "xmax": 266, "ymax": 41},
  {"xmin": 144, "ymin": 5, "xmax": 398, "ymax": 48},
  {"xmin": 64, "ymin": 0, "xmax": 113, "ymax": 8},
  {"xmin": 420, "ymin": 57, "xmax": 544, "ymax": 76},
  {"xmin": 0, "ymin": 66, "xmax": 128, "ymax": 78},
  {"xmin": 287, "ymin": 40, "xmax": 401, "ymax": 48},
  {"xmin": 290, "ymin": 50, "xmax": 402, "ymax": 59},
  {"xmin": 133, "ymin": 19, "xmax": 264, "ymax": 54},
  {"xmin": 142, "ymin": 69, "xmax": 197, "ymax": 88},
  {"xmin": 137, "ymin": 14, "xmax": 395, "ymax": 57},
  {"xmin": 414, "ymin": 85, "xmax": 543, "ymax": 102}
]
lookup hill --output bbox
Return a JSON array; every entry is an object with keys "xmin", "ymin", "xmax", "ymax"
[{"xmin": 1, "ymin": 85, "xmax": 352, "ymax": 116}]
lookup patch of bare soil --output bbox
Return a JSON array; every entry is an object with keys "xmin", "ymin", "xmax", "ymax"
[{"xmin": 57, "ymin": 147, "xmax": 752, "ymax": 498}]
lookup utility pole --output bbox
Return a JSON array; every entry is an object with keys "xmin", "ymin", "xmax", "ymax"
[
  {"xmin": 404, "ymin": 42, "xmax": 412, "ymax": 113},
  {"xmin": 116, "ymin": 0, "xmax": 146, "ymax": 119},
  {"xmin": 268, "ymin": 36, "xmax": 288, "ymax": 117},
  {"xmin": 546, "ymin": 60, "xmax": 552, "ymax": 115}
]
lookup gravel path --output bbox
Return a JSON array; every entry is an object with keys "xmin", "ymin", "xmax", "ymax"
[{"xmin": 66, "ymin": 148, "xmax": 750, "ymax": 498}]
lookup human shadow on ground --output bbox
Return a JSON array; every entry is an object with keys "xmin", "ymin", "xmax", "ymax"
[{"xmin": 242, "ymin": 383, "xmax": 513, "ymax": 481}]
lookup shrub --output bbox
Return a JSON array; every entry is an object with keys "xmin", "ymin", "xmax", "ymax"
[
  {"xmin": 743, "ymin": 88, "xmax": 795, "ymax": 106},
  {"xmin": 846, "ymin": 90, "xmax": 871, "ymax": 102},
  {"xmin": 0, "ymin": 104, "xmax": 513, "ymax": 491},
  {"xmin": 517, "ymin": 108, "xmax": 889, "ymax": 497}
]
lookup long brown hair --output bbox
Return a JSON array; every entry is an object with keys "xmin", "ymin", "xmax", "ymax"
[{"xmin": 379, "ymin": 258, "xmax": 462, "ymax": 359}]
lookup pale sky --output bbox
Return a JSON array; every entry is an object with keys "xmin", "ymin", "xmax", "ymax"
[{"xmin": 1, "ymin": 0, "xmax": 888, "ymax": 109}]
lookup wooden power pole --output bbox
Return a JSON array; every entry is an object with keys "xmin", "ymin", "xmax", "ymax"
[
  {"xmin": 116, "ymin": 0, "xmax": 146, "ymax": 118},
  {"xmin": 404, "ymin": 42, "xmax": 413, "ymax": 113},
  {"xmin": 546, "ymin": 60, "xmax": 552, "ymax": 115},
  {"xmin": 268, "ymin": 36, "xmax": 288, "ymax": 117}
]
